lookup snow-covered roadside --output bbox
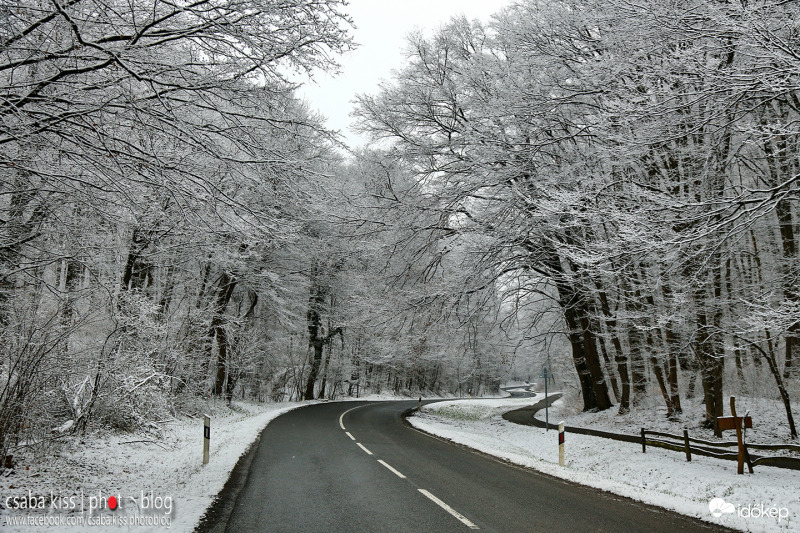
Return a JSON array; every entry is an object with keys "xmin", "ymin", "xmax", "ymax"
[
  {"xmin": 538, "ymin": 394, "xmax": 799, "ymax": 446},
  {"xmin": 0, "ymin": 401, "xmax": 313, "ymax": 532},
  {"xmin": 409, "ymin": 395, "xmax": 800, "ymax": 533}
]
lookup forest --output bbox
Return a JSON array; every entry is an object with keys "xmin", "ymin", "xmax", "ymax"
[{"xmin": 1, "ymin": 0, "xmax": 799, "ymax": 460}]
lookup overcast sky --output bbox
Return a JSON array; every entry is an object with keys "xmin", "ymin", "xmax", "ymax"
[{"xmin": 296, "ymin": 0, "xmax": 510, "ymax": 149}]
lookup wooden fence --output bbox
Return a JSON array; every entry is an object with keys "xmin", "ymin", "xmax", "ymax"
[
  {"xmin": 500, "ymin": 400, "xmax": 800, "ymax": 471},
  {"xmin": 641, "ymin": 428, "xmax": 800, "ymax": 470}
]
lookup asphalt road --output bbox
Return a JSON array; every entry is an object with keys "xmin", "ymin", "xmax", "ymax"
[{"xmin": 201, "ymin": 401, "xmax": 732, "ymax": 533}]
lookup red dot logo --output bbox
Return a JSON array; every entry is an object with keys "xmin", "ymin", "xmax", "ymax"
[{"xmin": 108, "ymin": 496, "xmax": 118, "ymax": 510}]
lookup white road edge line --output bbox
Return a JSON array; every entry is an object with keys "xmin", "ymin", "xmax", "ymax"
[
  {"xmin": 418, "ymin": 489, "xmax": 479, "ymax": 530},
  {"xmin": 377, "ymin": 459, "xmax": 406, "ymax": 479},
  {"xmin": 345, "ymin": 432, "xmax": 355, "ymax": 441},
  {"xmin": 356, "ymin": 442, "xmax": 373, "ymax": 455}
]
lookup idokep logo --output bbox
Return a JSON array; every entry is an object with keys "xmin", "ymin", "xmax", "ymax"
[
  {"xmin": 709, "ymin": 498, "xmax": 735, "ymax": 518},
  {"xmin": 709, "ymin": 498, "xmax": 790, "ymax": 523}
]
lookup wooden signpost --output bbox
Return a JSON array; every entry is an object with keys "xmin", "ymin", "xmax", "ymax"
[{"xmin": 715, "ymin": 397, "xmax": 753, "ymax": 475}]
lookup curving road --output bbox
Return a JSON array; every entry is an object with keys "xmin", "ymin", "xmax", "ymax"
[{"xmin": 198, "ymin": 401, "xmax": 732, "ymax": 533}]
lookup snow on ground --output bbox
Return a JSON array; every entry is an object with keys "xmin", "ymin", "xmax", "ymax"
[
  {"xmin": 415, "ymin": 396, "xmax": 540, "ymax": 422},
  {"xmin": 409, "ymin": 394, "xmax": 800, "ymax": 532},
  {"xmin": 0, "ymin": 400, "xmax": 312, "ymax": 532}
]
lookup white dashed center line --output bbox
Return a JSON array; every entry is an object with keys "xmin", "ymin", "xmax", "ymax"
[
  {"xmin": 377, "ymin": 459, "xmax": 406, "ymax": 479},
  {"xmin": 418, "ymin": 489, "xmax": 480, "ymax": 530},
  {"xmin": 339, "ymin": 405, "xmax": 479, "ymax": 530},
  {"xmin": 356, "ymin": 442, "xmax": 373, "ymax": 455}
]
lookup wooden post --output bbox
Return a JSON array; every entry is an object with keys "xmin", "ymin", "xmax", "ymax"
[
  {"xmin": 558, "ymin": 421, "xmax": 565, "ymax": 466},
  {"xmin": 641, "ymin": 428, "xmax": 646, "ymax": 453},
  {"xmin": 730, "ymin": 396, "xmax": 744, "ymax": 475},
  {"xmin": 742, "ymin": 410, "xmax": 754, "ymax": 474},
  {"xmin": 203, "ymin": 415, "xmax": 210, "ymax": 465},
  {"xmin": 716, "ymin": 403, "xmax": 754, "ymax": 474},
  {"xmin": 683, "ymin": 429, "xmax": 691, "ymax": 462}
]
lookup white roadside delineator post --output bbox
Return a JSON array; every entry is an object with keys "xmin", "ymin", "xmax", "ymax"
[
  {"xmin": 558, "ymin": 421, "xmax": 565, "ymax": 466},
  {"xmin": 203, "ymin": 414, "xmax": 211, "ymax": 465}
]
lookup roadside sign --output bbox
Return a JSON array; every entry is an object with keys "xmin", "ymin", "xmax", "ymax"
[{"xmin": 715, "ymin": 416, "xmax": 752, "ymax": 432}]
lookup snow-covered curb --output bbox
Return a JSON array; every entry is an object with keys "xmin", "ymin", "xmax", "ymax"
[
  {"xmin": 1, "ymin": 401, "xmax": 314, "ymax": 532},
  {"xmin": 410, "ymin": 396, "xmax": 799, "ymax": 532}
]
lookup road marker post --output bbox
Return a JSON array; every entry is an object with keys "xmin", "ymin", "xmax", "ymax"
[
  {"xmin": 558, "ymin": 421, "xmax": 565, "ymax": 466},
  {"xmin": 203, "ymin": 414, "xmax": 211, "ymax": 465}
]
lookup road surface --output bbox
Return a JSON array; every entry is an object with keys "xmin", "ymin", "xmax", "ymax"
[{"xmin": 199, "ymin": 401, "xmax": 731, "ymax": 533}]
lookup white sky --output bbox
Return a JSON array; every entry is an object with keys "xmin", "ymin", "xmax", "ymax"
[{"xmin": 296, "ymin": 0, "xmax": 510, "ymax": 149}]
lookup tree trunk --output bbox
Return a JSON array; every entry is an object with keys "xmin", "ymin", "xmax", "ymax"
[
  {"xmin": 740, "ymin": 336, "xmax": 798, "ymax": 439},
  {"xmin": 596, "ymin": 289, "xmax": 631, "ymax": 414},
  {"xmin": 0, "ymin": 171, "xmax": 47, "ymax": 326},
  {"xmin": 304, "ymin": 277, "xmax": 326, "ymax": 400},
  {"xmin": 541, "ymin": 244, "xmax": 612, "ymax": 411},
  {"xmin": 627, "ymin": 324, "xmax": 648, "ymax": 408},
  {"xmin": 210, "ymin": 272, "xmax": 237, "ymax": 397},
  {"xmin": 318, "ymin": 342, "xmax": 334, "ymax": 399},
  {"xmin": 695, "ymin": 283, "xmax": 724, "ymax": 437},
  {"xmin": 226, "ymin": 290, "xmax": 258, "ymax": 401},
  {"xmin": 723, "ymin": 257, "xmax": 747, "ymax": 391},
  {"xmin": 59, "ymin": 257, "xmax": 81, "ymax": 353},
  {"xmin": 121, "ymin": 226, "xmax": 153, "ymax": 292},
  {"xmin": 597, "ymin": 334, "xmax": 620, "ymax": 403},
  {"xmin": 761, "ymin": 107, "xmax": 800, "ymax": 379},
  {"xmin": 578, "ymin": 309, "xmax": 613, "ymax": 410}
]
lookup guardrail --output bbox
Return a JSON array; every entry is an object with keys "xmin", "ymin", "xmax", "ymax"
[{"xmin": 641, "ymin": 428, "xmax": 800, "ymax": 470}]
